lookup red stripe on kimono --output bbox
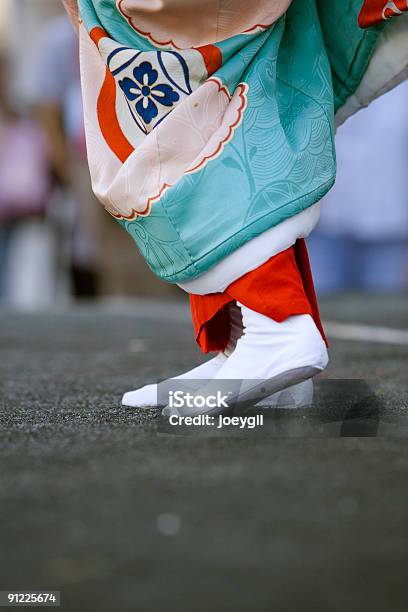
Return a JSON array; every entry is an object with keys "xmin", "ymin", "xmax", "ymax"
[{"xmin": 359, "ymin": 0, "xmax": 408, "ymax": 27}]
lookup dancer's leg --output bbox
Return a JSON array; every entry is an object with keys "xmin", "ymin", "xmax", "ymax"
[
  {"xmin": 162, "ymin": 306, "xmax": 327, "ymax": 416},
  {"xmin": 123, "ymin": 242, "xmax": 326, "ymax": 409}
]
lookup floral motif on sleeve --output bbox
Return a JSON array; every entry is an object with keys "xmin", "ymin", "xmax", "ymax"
[{"xmin": 119, "ymin": 61, "xmax": 180, "ymax": 125}]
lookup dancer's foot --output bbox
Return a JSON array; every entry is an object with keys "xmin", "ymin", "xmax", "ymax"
[
  {"xmin": 122, "ymin": 301, "xmax": 243, "ymax": 408},
  {"xmin": 121, "ymin": 352, "xmax": 227, "ymax": 408},
  {"xmin": 163, "ymin": 306, "xmax": 328, "ymax": 416},
  {"xmin": 122, "ymin": 357, "xmax": 313, "ymax": 408}
]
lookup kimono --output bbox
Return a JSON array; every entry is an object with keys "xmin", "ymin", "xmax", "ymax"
[{"xmin": 64, "ymin": 0, "xmax": 407, "ymax": 350}]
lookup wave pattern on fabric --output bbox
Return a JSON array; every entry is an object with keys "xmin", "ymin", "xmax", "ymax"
[{"xmin": 78, "ymin": 0, "xmax": 386, "ymax": 283}]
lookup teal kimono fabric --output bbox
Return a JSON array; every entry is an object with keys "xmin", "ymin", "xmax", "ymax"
[{"xmin": 77, "ymin": 0, "xmax": 385, "ymax": 283}]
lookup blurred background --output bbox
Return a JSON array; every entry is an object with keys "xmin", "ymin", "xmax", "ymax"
[
  {"xmin": 0, "ymin": 0, "xmax": 407, "ymax": 310},
  {"xmin": 0, "ymin": 0, "xmax": 179, "ymax": 310},
  {"xmin": 308, "ymin": 81, "xmax": 408, "ymax": 296}
]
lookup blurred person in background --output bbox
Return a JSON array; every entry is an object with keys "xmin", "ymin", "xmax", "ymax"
[
  {"xmin": 0, "ymin": 53, "xmax": 54, "ymax": 307},
  {"xmin": 308, "ymin": 81, "xmax": 408, "ymax": 294}
]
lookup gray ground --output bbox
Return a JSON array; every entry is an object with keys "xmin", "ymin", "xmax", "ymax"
[{"xmin": 1, "ymin": 294, "xmax": 408, "ymax": 612}]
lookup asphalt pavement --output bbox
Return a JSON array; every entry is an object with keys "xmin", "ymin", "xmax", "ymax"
[{"xmin": 1, "ymin": 294, "xmax": 407, "ymax": 612}]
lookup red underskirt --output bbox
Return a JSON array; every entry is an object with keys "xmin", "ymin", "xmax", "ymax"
[{"xmin": 189, "ymin": 239, "xmax": 327, "ymax": 353}]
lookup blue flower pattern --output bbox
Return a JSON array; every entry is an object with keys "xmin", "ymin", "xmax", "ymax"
[{"xmin": 119, "ymin": 61, "xmax": 180, "ymax": 126}]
